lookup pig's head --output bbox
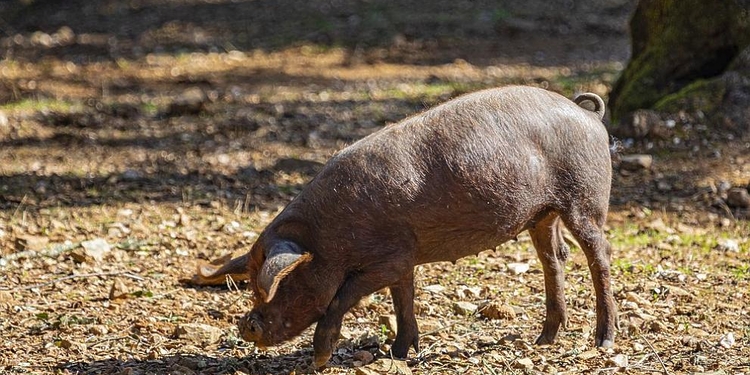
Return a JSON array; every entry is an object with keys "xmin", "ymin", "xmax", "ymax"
[{"xmin": 238, "ymin": 237, "xmax": 340, "ymax": 347}]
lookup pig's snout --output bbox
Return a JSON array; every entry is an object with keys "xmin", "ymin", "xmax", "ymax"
[{"xmin": 238, "ymin": 313, "xmax": 264, "ymax": 345}]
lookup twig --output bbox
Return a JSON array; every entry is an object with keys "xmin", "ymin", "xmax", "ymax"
[
  {"xmin": 11, "ymin": 194, "xmax": 28, "ymax": 220},
  {"xmin": 715, "ymin": 199, "xmax": 736, "ymax": 221},
  {"xmin": 421, "ymin": 321, "xmax": 462, "ymax": 337},
  {"xmin": 0, "ymin": 241, "xmax": 79, "ymax": 266},
  {"xmin": 7, "ymin": 271, "xmax": 144, "ymax": 291},
  {"xmin": 86, "ymin": 335, "xmax": 133, "ymax": 349},
  {"xmin": 481, "ymin": 357, "xmax": 501, "ymax": 375},
  {"xmin": 499, "ymin": 356, "xmax": 518, "ymax": 375},
  {"xmin": 641, "ymin": 335, "xmax": 669, "ymax": 375}
]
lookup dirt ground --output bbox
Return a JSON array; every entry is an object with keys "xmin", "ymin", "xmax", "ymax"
[{"xmin": 0, "ymin": 1, "xmax": 748, "ymax": 374}]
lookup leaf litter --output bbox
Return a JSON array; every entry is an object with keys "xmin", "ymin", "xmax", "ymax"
[{"xmin": 0, "ymin": 0, "xmax": 749, "ymax": 374}]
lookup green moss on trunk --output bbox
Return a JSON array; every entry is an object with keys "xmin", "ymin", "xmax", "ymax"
[
  {"xmin": 653, "ymin": 79, "xmax": 726, "ymax": 114},
  {"xmin": 609, "ymin": 0, "xmax": 750, "ymax": 123}
]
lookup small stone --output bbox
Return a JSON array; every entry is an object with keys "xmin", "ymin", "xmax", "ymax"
[
  {"xmin": 89, "ymin": 325, "xmax": 109, "ymax": 335},
  {"xmin": 15, "ymin": 236, "xmax": 49, "ymax": 251},
  {"xmin": 633, "ymin": 342, "xmax": 645, "ymax": 351},
  {"xmin": 456, "ymin": 285, "xmax": 483, "ymax": 298},
  {"xmin": 478, "ymin": 335, "xmax": 496, "ymax": 346},
  {"xmin": 173, "ymin": 323, "xmax": 222, "ymax": 346},
  {"xmin": 478, "ymin": 301, "xmax": 516, "ymax": 320},
  {"xmin": 0, "ymin": 111, "xmax": 8, "ymax": 128},
  {"xmin": 719, "ymin": 332, "xmax": 735, "ymax": 349},
  {"xmin": 57, "ymin": 339, "xmax": 74, "ymax": 350},
  {"xmin": 578, "ymin": 349, "xmax": 599, "ymax": 360},
  {"xmin": 656, "ymin": 180, "xmax": 672, "ymax": 191},
  {"xmin": 726, "ymin": 188, "xmax": 750, "ymax": 208},
  {"xmin": 0, "ymin": 290, "xmax": 14, "ymax": 304},
  {"xmin": 607, "ymin": 353, "xmax": 628, "ymax": 368},
  {"xmin": 513, "ymin": 357, "xmax": 534, "ymax": 369},
  {"xmin": 168, "ymin": 87, "xmax": 207, "ymax": 116},
  {"xmin": 716, "ymin": 239, "xmax": 740, "ymax": 253},
  {"xmin": 178, "ymin": 214, "xmax": 191, "ymax": 226},
  {"xmin": 352, "ymin": 350, "xmax": 375, "ymax": 365},
  {"xmin": 422, "ymin": 284, "xmax": 445, "ymax": 294},
  {"xmin": 121, "ymin": 169, "xmax": 143, "ymax": 181},
  {"xmin": 620, "ymin": 109, "xmax": 664, "ymax": 139},
  {"xmin": 109, "ymin": 279, "xmax": 129, "ymax": 300},
  {"xmin": 625, "ymin": 291, "xmax": 651, "ymax": 306},
  {"xmin": 81, "ymin": 238, "xmax": 111, "ymax": 262},
  {"xmin": 620, "ymin": 154, "xmax": 653, "ymax": 171},
  {"xmin": 453, "ymin": 301, "xmax": 478, "ymax": 316},
  {"xmin": 506, "ymin": 262, "xmax": 530, "ymax": 275},
  {"xmin": 108, "ymin": 223, "xmax": 130, "ymax": 237},
  {"xmin": 649, "ymin": 321, "xmax": 667, "ymax": 333}
]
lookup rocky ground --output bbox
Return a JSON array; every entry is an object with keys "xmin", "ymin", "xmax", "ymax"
[{"xmin": 0, "ymin": 0, "xmax": 748, "ymax": 374}]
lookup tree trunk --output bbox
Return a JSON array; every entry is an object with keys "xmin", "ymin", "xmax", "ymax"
[{"xmin": 608, "ymin": 0, "xmax": 750, "ymax": 129}]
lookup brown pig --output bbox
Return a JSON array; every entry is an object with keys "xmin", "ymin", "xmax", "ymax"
[{"xmin": 198, "ymin": 86, "xmax": 617, "ymax": 368}]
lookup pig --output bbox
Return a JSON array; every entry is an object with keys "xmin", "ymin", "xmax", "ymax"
[{"xmin": 196, "ymin": 86, "xmax": 617, "ymax": 368}]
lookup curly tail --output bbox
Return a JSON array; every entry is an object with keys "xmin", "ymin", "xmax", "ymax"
[{"xmin": 574, "ymin": 93, "xmax": 606, "ymax": 120}]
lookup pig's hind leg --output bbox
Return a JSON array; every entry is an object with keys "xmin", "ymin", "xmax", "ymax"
[
  {"xmin": 560, "ymin": 207, "xmax": 617, "ymax": 348},
  {"xmin": 389, "ymin": 269, "xmax": 420, "ymax": 358},
  {"xmin": 528, "ymin": 214, "xmax": 570, "ymax": 345}
]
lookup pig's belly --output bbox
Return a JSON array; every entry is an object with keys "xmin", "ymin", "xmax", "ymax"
[{"xmin": 410, "ymin": 208, "xmax": 543, "ymax": 265}]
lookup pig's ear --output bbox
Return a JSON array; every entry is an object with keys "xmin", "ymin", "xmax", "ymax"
[
  {"xmin": 187, "ymin": 253, "xmax": 251, "ymax": 286},
  {"xmin": 257, "ymin": 241, "xmax": 312, "ymax": 303}
]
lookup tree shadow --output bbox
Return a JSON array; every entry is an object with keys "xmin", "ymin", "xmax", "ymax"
[{"xmin": 1, "ymin": 0, "xmax": 635, "ymax": 67}]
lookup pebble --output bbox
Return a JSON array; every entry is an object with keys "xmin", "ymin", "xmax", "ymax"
[
  {"xmin": 0, "ymin": 111, "xmax": 8, "ymax": 128},
  {"xmin": 506, "ymin": 262, "xmax": 530, "ymax": 275},
  {"xmin": 422, "ymin": 284, "xmax": 446, "ymax": 294},
  {"xmin": 716, "ymin": 239, "xmax": 740, "ymax": 252},
  {"xmin": 620, "ymin": 154, "xmax": 653, "ymax": 171},
  {"xmin": 81, "ymin": 238, "xmax": 112, "ymax": 262},
  {"xmin": 173, "ymin": 323, "xmax": 222, "ymax": 347},
  {"xmin": 168, "ymin": 87, "xmax": 207, "ymax": 116},
  {"xmin": 89, "ymin": 325, "xmax": 109, "ymax": 335},
  {"xmin": 352, "ymin": 350, "xmax": 375, "ymax": 365},
  {"xmin": 726, "ymin": 188, "xmax": 750, "ymax": 208},
  {"xmin": 453, "ymin": 301, "xmax": 478, "ymax": 316},
  {"xmin": 719, "ymin": 332, "xmax": 735, "ymax": 349},
  {"xmin": 513, "ymin": 357, "xmax": 534, "ymax": 369},
  {"xmin": 607, "ymin": 353, "xmax": 628, "ymax": 368},
  {"xmin": 478, "ymin": 301, "xmax": 516, "ymax": 320},
  {"xmin": 15, "ymin": 236, "xmax": 49, "ymax": 251}
]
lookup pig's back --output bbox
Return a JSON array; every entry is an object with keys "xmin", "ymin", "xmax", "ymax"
[{"xmin": 308, "ymin": 86, "xmax": 611, "ymax": 263}]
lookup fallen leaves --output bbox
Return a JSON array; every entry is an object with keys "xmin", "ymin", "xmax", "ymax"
[{"xmin": 356, "ymin": 359, "xmax": 411, "ymax": 375}]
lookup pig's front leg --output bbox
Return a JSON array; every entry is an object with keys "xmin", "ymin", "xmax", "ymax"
[
  {"xmin": 312, "ymin": 269, "xmax": 398, "ymax": 368},
  {"xmin": 389, "ymin": 270, "xmax": 420, "ymax": 358}
]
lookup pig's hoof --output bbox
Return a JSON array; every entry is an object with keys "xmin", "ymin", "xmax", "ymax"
[
  {"xmin": 391, "ymin": 336, "xmax": 419, "ymax": 358},
  {"xmin": 313, "ymin": 351, "xmax": 332, "ymax": 369},
  {"xmin": 596, "ymin": 338, "xmax": 615, "ymax": 348},
  {"xmin": 534, "ymin": 334, "xmax": 556, "ymax": 345}
]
